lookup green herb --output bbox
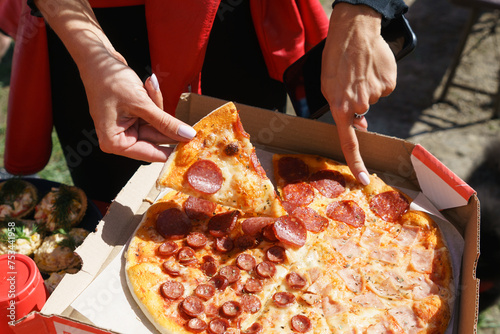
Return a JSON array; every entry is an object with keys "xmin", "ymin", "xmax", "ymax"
[
  {"xmin": 14, "ymin": 225, "xmax": 34, "ymax": 241},
  {"xmin": 56, "ymin": 229, "xmax": 78, "ymax": 251},
  {"xmin": 53, "ymin": 185, "xmax": 79, "ymax": 230},
  {"xmin": 0, "ymin": 178, "xmax": 27, "ymax": 204},
  {"xmin": 0, "ymin": 222, "xmax": 37, "ymax": 243}
]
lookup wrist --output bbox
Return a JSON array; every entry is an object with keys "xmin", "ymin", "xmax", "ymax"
[{"xmin": 330, "ymin": 3, "xmax": 382, "ymax": 35}]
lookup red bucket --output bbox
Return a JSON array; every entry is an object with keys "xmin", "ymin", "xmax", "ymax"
[{"xmin": 0, "ymin": 254, "xmax": 48, "ymax": 333}]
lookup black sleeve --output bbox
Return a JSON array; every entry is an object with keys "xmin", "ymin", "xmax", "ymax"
[
  {"xmin": 332, "ymin": 0, "xmax": 408, "ymax": 25},
  {"xmin": 27, "ymin": 0, "xmax": 43, "ymax": 17}
]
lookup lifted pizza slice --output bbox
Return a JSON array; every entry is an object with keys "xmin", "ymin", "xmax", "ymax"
[{"xmin": 158, "ymin": 102, "xmax": 286, "ymax": 217}]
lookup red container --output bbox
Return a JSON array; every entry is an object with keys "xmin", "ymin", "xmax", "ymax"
[{"xmin": 0, "ymin": 254, "xmax": 48, "ymax": 334}]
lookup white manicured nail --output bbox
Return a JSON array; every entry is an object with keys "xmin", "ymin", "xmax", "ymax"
[
  {"xmin": 358, "ymin": 172, "xmax": 370, "ymax": 186},
  {"xmin": 178, "ymin": 124, "xmax": 196, "ymax": 139},
  {"xmin": 151, "ymin": 73, "xmax": 160, "ymax": 91}
]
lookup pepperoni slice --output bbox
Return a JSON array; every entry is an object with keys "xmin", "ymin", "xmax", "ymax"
[
  {"xmin": 160, "ymin": 280, "xmax": 184, "ymax": 300},
  {"xmin": 156, "ymin": 208, "xmax": 192, "ymax": 239},
  {"xmin": 291, "ymin": 206, "xmax": 329, "ymax": 233},
  {"xmin": 200, "ymin": 258, "xmax": 218, "ymax": 277},
  {"xmin": 326, "ymin": 200, "xmax": 365, "ymax": 228},
  {"xmin": 186, "ymin": 160, "xmax": 224, "ymax": 194},
  {"xmin": 244, "ymin": 323, "xmax": 263, "ymax": 334},
  {"xmin": 278, "ymin": 157, "xmax": 309, "ymax": 183},
  {"xmin": 180, "ymin": 296, "xmax": 205, "ymax": 318},
  {"xmin": 309, "ymin": 170, "xmax": 346, "ymax": 198},
  {"xmin": 272, "ymin": 292, "xmax": 296, "ymax": 307},
  {"xmin": 200, "ymin": 261, "xmax": 218, "ymax": 277},
  {"xmin": 208, "ymin": 317, "xmax": 230, "ymax": 334},
  {"xmin": 244, "ymin": 278, "xmax": 263, "ymax": 294},
  {"xmin": 234, "ymin": 235, "xmax": 258, "ymax": 249},
  {"xmin": 186, "ymin": 232, "xmax": 208, "ymax": 248},
  {"xmin": 286, "ymin": 272, "xmax": 307, "ymax": 290},
  {"xmin": 211, "ymin": 275, "xmax": 229, "ymax": 291},
  {"xmin": 241, "ymin": 217, "xmax": 276, "ymax": 236},
  {"xmin": 220, "ymin": 301, "xmax": 242, "ymax": 318},
  {"xmin": 163, "ymin": 260, "xmax": 182, "ymax": 277},
  {"xmin": 241, "ymin": 294, "xmax": 262, "ymax": 314},
  {"xmin": 255, "ymin": 261, "xmax": 276, "ymax": 278},
  {"xmin": 250, "ymin": 150, "xmax": 267, "ymax": 178},
  {"xmin": 205, "ymin": 303, "xmax": 219, "ymax": 317},
  {"xmin": 291, "ymin": 315, "xmax": 312, "ymax": 333},
  {"xmin": 234, "ymin": 115, "xmax": 250, "ymax": 138},
  {"xmin": 262, "ymin": 224, "xmax": 278, "ymax": 242},
  {"xmin": 273, "ymin": 216, "xmax": 307, "ymax": 247},
  {"xmin": 233, "ymin": 279, "xmax": 245, "ymax": 296},
  {"xmin": 184, "ymin": 196, "xmax": 217, "ymax": 220},
  {"xmin": 157, "ymin": 241, "xmax": 179, "ymax": 257},
  {"xmin": 281, "ymin": 201, "xmax": 299, "ymax": 215},
  {"xmin": 215, "ymin": 236, "xmax": 234, "ymax": 252},
  {"xmin": 195, "ymin": 283, "xmax": 216, "ymax": 301},
  {"xmin": 219, "ymin": 265, "xmax": 241, "ymax": 284},
  {"xmin": 203, "ymin": 255, "xmax": 217, "ymax": 263},
  {"xmin": 266, "ymin": 245, "xmax": 287, "ymax": 263},
  {"xmin": 370, "ymin": 190, "xmax": 410, "ymax": 222},
  {"xmin": 186, "ymin": 318, "xmax": 207, "ymax": 333},
  {"xmin": 177, "ymin": 246, "xmax": 196, "ymax": 264},
  {"xmin": 208, "ymin": 211, "xmax": 240, "ymax": 237},
  {"xmin": 282, "ymin": 182, "xmax": 314, "ymax": 207},
  {"xmin": 236, "ymin": 253, "xmax": 256, "ymax": 271}
]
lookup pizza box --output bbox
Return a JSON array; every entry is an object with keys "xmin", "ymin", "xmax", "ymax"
[{"xmin": 8, "ymin": 93, "xmax": 479, "ymax": 333}]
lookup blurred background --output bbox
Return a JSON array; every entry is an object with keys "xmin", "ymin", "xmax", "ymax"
[{"xmin": 1, "ymin": 0, "xmax": 499, "ymax": 331}]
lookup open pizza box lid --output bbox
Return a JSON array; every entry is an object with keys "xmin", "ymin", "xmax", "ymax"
[{"xmin": 10, "ymin": 93, "xmax": 479, "ymax": 334}]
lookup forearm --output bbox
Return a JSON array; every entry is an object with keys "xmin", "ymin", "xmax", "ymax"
[{"xmin": 33, "ymin": 0, "xmax": 122, "ymax": 75}]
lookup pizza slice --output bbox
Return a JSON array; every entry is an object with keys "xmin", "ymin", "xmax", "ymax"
[{"xmin": 158, "ymin": 102, "xmax": 286, "ymax": 217}]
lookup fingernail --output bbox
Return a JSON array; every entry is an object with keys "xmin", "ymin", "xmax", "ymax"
[
  {"xmin": 151, "ymin": 73, "xmax": 160, "ymax": 91},
  {"xmin": 178, "ymin": 124, "xmax": 196, "ymax": 139},
  {"xmin": 358, "ymin": 172, "xmax": 370, "ymax": 186}
]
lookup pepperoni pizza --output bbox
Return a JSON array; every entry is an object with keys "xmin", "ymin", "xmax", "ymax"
[{"xmin": 126, "ymin": 105, "xmax": 454, "ymax": 334}]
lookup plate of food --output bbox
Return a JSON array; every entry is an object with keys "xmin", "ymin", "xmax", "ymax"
[{"xmin": 0, "ymin": 177, "xmax": 102, "ymax": 292}]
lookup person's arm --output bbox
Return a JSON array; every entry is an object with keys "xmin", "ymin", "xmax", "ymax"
[
  {"xmin": 33, "ymin": 0, "xmax": 196, "ymax": 162},
  {"xmin": 321, "ymin": 2, "xmax": 401, "ymax": 185}
]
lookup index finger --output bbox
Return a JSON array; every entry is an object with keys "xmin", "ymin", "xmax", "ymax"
[{"xmin": 331, "ymin": 113, "xmax": 371, "ymax": 186}]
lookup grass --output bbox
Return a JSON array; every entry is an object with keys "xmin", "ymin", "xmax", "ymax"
[{"xmin": 0, "ymin": 41, "xmax": 72, "ymax": 185}]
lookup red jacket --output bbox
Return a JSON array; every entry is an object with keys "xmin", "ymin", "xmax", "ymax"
[{"xmin": 1, "ymin": 0, "xmax": 328, "ymax": 175}]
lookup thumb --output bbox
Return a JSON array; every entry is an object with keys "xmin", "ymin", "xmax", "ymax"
[
  {"xmin": 139, "ymin": 100, "xmax": 196, "ymax": 142},
  {"xmin": 156, "ymin": 109, "xmax": 197, "ymax": 142}
]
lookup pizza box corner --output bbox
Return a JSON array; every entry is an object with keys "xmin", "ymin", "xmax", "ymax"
[{"xmin": 11, "ymin": 93, "xmax": 480, "ymax": 334}]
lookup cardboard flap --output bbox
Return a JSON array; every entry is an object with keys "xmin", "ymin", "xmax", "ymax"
[{"xmin": 411, "ymin": 144, "xmax": 475, "ymax": 210}]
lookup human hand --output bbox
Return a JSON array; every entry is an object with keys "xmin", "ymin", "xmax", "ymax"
[
  {"xmin": 321, "ymin": 3, "xmax": 397, "ymax": 185},
  {"xmin": 79, "ymin": 51, "xmax": 196, "ymax": 162}
]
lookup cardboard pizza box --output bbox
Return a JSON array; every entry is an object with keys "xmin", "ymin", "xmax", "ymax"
[{"xmin": 10, "ymin": 93, "xmax": 479, "ymax": 333}]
